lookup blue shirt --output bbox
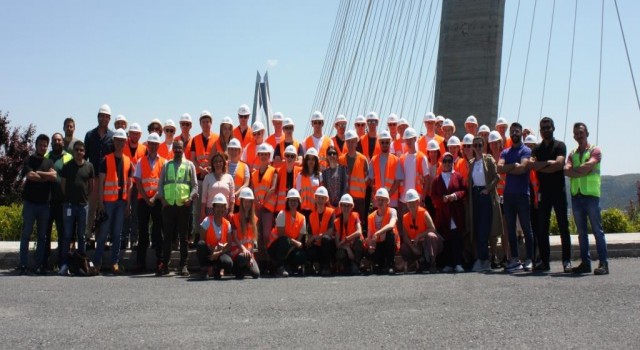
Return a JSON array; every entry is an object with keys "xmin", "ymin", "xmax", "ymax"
[
  {"xmin": 84, "ymin": 127, "xmax": 114, "ymax": 168},
  {"xmin": 500, "ymin": 143, "xmax": 531, "ymax": 195}
]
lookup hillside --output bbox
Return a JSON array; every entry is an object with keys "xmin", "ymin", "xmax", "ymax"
[{"xmin": 599, "ymin": 174, "xmax": 640, "ymax": 209}]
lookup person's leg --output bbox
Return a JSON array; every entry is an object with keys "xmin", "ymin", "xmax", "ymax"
[
  {"xmin": 150, "ymin": 201, "xmax": 164, "ymax": 264},
  {"xmin": 353, "ymin": 198, "xmax": 368, "ymax": 237},
  {"xmin": 399, "ymin": 242, "xmax": 416, "ymax": 266},
  {"xmin": 19, "ymin": 201, "xmax": 36, "ymax": 268},
  {"xmin": 75, "ymin": 204, "xmax": 88, "ymax": 255},
  {"xmin": 191, "ymin": 180, "xmax": 203, "ymax": 241},
  {"xmin": 267, "ymin": 236, "xmax": 290, "ymax": 269},
  {"xmin": 516, "ymin": 195, "xmax": 534, "ymax": 261},
  {"xmin": 537, "ymin": 194, "xmax": 553, "ymax": 265},
  {"xmin": 287, "ymin": 248, "xmax": 306, "ymax": 271},
  {"xmin": 136, "ymin": 199, "xmax": 151, "ymax": 268},
  {"xmin": 474, "ymin": 192, "xmax": 492, "ymax": 261},
  {"xmin": 34, "ymin": 203, "xmax": 50, "ymax": 269},
  {"xmin": 219, "ymin": 253, "xmax": 234, "ymax": 272},
  {"xmin": 383, "ymin": 232, "xmax": 396, "ymax": 271},
  {"xmin": 451, "ymin": 229, "xmax": 463, "ymax": 267},
  {"xmin": 571, "ymin": 196, "xmax": 591, "ymax": 267},
  {"xmin": 45, "ymin": 201, "xmax": 63, "ymax": 268},
  {"xmin": 61, "ymin": 203, "xmax": 74, "ymax": 267},
  {"xmin": 177, "ymin": 205, "xmax": 190, "ymax": 268},
  {"xmin": 108, "ymin": 200, "xmax": 126, "ymax": 265},
  {"xmin": 129, "ymin": 186, "xmax": 139, "ymax": 246},
  {"xmin": 585, "ymin": 196, "xmax": 608, "ymax": 265},
  {"xmin": 162, "ymin": 205, "xmax": 176, "ymax": 267},
  {"xmin": 196, "ymin": 241, "xmax": 213, "ymax": 268},
  {"xmin": 86, "ymin": 185, "xmax": 99, "ymax": 242},
  {"xmin": 319, "ymin": 235, "xmax": 335, "ymax": 270},
  {"xmin": 503, "ymin": 194, "xmax": 519, "ymax": 260},
  {"xmin": 553, "ymin": 193, "xmax": 572, "ymax": 264}
]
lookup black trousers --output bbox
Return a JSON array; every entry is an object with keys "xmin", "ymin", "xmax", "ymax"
[
  {"xmin": 441, "ymin": 228, "xmax": 463, "ymax": 267},
  {"xmin": 196, "ymin": 241, "xmax": 233, "ymax": 270},
  {"xmin": 538, "ymin": 191, "xmax": 572, "ymax": 264},
  {"xmin": 45, "ymin": 200, "xmax": 64, "ymax": 266},
  {"xmin": 336, "ymin": 238, "xmax": 364, "ymax": 266},
  {"xmin": 233, "ymin": 254, "xmax": 260, "ymax": 278},
  {"xmin": 306, "ymin": 235, "xmax": 336, "ymax": 268},
  {"xmin": 367, "ymin": 231, "xmax": 397, "ymax": 269},
  {"xmin": 137, "ymin": 199, "xmax": 163, "ymax": 267},
  {"xmin": 162, "ymin": 205, "xmax": 189, "ymax": 267},
  {"xmin": 267, "ymin": 236, "xmax": 306, "ymax": 269}
]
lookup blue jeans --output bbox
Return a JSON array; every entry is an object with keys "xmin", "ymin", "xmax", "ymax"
[
  {"xmin": 503, "ymin": 193, "xmax": 533, "ymax": 260},
  {"xmin": 121, "ymin": 186, "xmax": 138, "ymax": 244},
  {"xmin": 571, "ymin": 195, "xmax": 608, "ymax": 265},
  {"xmin": 61, "ymin": 203, "xmax": 88, "ymax": 265},
  {"xmin": 19, "ymin": 201, "xmax": 50, "ymax": 268},
  {"xmin": 94, "ymin": 200, "xmax": 126, "ymax": 266},
  {"xmin": 472, "ymin": 188, "xmax": 492, "ymax": 261}
]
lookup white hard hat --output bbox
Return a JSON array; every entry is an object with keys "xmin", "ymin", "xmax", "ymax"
[
  {"xmin": 272, "ymin": 112, "xmax": 284, "ymax": 121},
  {"xmin": 239, "ymin": 187, "xmax": 255, "ymax": 200},
  {"xmin": 286, "ymin": 188, "xmax": 301, "ymax": 199},
  {"xmin": 378, "ymin": 130, "xmax": 392, "ymax": 140},
  {"xmin": 314, "ymin": 186, "xmax": 329, "ymax": 198},
  {"xmin": 284, "ymin": 145, "xmax": 298, "ymax": 155},
  {"xmin": 113, "ymin": 128, "xmax": 127, "ymax": 140},
  {"xmin": 447, "ymin": 136, "xmax": 461, "ymax": 147},
  {"xmin": 423, "ymin": 112, "xmax": 436, "ymax": 123},
  {"xmin": 238, "ymin": 104, "xmax": 251, "ymax": 116},
  {"xmin": 387, "ymin": 114, "xmax": 399, "ymax": 124},
  {"xmin": 488, "ymin": 130, "xmax": 503, "ymax": 143},
  {"xmin": 427, "ymin": 140, "xmax": 440, "ymax": 152},
  {"xmin": 366, "ymin": 111, "xmax": 379, "ymax": 121},
  {"xmin": 115, "ymin": 114, "xmax": 127, "ymax": 123},
  {"xmin": 180, "ymin": 113, "xmax": 192, "ymax": 123},
  {"xmin": 221, "ymin": 116, "xmax": 234, "ymax": 126},
  {"xmin": 462, "ymin": 133, "xmax": 475, "ymax": 145},
  {"xmin": 436, "ymin": 115, "xmax": 445, "ymax": 123},
  {"xmin": 404, "ymin": 189, "xmax": 420, "ymax": 203},
  {"xmin": 478, "ymin": 124, "xmax": 491, "ymax": 134},
  {"xmin": 149, "ymin": 119, "xmax": 162, "ymax": 128},
  {"xmin": 524, "ymin": 135, "xmax": 538, "ymax": 144},
  {"xmin": 98, "ymin": 104, "xmax": 111, "ymax": 115},
  {"xmin": 339, "ymin": 194, "xmax": 354, "ymax": 206},
  {"xmin": 257, "ymin": 143, "xmax": 271, "ymax": 154},
  {"xmin": 283, "ymin": 118, "xmax": 295, "ymax": 127},
  {"xmin": 465, "ymin": 115, "xmax": 478, "ymax": 125},
  {"xmin": 443, "ymin": 118, "xmax": 456, "ymax": 132},
  {"xmin": 228, "ymin": 138, "xmax": 242, "ymax": 149},
  {"xmin": 311, "ymin": 111, "xmax": 324, "ymax": 121},
  {"xmin": 252, "ymin": 121, "xmax": 265, "ymax": 132},
  {"xmin": 305, "ymin": 147, "xmax": 319, "ymax": 159},
  {"xmin": 355, "ymin": 115, "xmax": 366, "ymax": 124},
  {"xmin": 442, "ymin": 152, "xmax": 454, "ymax": 160},
  {"xmin": 345, "ymin": 129, "xmax": 358, "ymax": 141},
  {"xmin": 128, "ymin": 123, "xmax": 142, "ymax": 133},
  {"xmin": 375, "ymin": 188, "xmax": 390, "ymax": 200},
  {"xmin": 212, "ymin": 193, "xmax": 227, "ymax": 206},
  {"xmin": 403, "ymin": 127, "xmax": 418, "ymax": 139},
  {"xmin": 200, "ymin": 110, "xmax": 212, "ymax": 120},
  {"xmin": 147, "ymin": 132, "xmax": 161, "ymax": 144},
  {"xmin": 334, "ymin": 114, "xmax": 347, "ymax": 125},
  {"xmin": 164, "ymin": 119, "xmax": 176, "ymax": 129},
  {"xmin": 495, "ymin": 117, "xmax": 508, "ymax": 127},
  {"xmin": 398, "ymin": 118, "xmax": 409, "ymax": 127}
]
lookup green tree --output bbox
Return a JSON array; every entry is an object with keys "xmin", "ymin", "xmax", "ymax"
[
  {"xmin": 601, "ymin": 208, "xmax": 630, "ymax": 233},
  {"xmin": 0, "ymin": 111, "xmax": 35, "ymax": 206}
]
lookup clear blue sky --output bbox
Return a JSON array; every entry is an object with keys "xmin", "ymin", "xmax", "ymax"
[{"xmin": 1, "ymin": 0, "xmax": 639, "ymax": 175}]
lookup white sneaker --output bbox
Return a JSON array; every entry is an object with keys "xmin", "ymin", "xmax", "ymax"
[
  {"xmin": 58, "ymin": 264, "xmax": 69, "ymax": 276},
  {"xmin": 472, "ymin": 260, "xmax": 483, "ymax": 272},
  {"xmin": 454, "ymin": 265, "xmax": 465, "ymax": 273},
  {"xmin": 523, "ymin": 259, "xmax": 533, "ymax": 271},
  {"xmin": 442, "ymin": 266, "xmax": 453, "ymax": 273},
  {"xmin": 505, "ymin": 259, "xmax": 523, "ymax": 273}
]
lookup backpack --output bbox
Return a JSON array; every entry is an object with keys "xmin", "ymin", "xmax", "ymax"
[{"xmin": 68, "ymin": 251, "xmax": 99, "ymax": 276}]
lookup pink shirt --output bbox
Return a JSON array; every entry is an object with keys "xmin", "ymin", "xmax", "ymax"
[{"xmin": 201, "ymin": 172, "xmax": 235, "ymax": 208}]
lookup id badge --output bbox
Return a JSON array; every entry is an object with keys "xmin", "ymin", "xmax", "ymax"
[{"xmin": 67, "ymin": 208, "xmax": 72, "ymax": 217}]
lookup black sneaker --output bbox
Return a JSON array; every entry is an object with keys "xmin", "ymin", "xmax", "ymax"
[
  {"xmin": 594, "ymin": 262, "xmax": 609, "ymax": 275},
  {"xmin": 34, "ymin": 266, "xmax": 48, "ymax": 275},
  {"xmin": 155, "ymin": 262, "xmax": 169, "ymax": 276},
  {"xmin": 533, "ymin": 261, "xmax": 550, "ymax": 272},
  {"xmin": 572, "ymin": 262, "xmax": 592, "ymax": 274},
  {"xmin": 17, "ymin": 266, "xmax": 28, "ymax": 276}
]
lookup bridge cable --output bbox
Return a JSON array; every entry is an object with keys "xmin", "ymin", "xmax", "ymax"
[
  {"xmin": 516, "ymin": 0, "xmax": 537, "ymax": 123},
  {"xmin": 539, "ymin": 0, "xmax": 556, "ymax": 121},
  {"xmin": 563, "ymin": 0, "xmax": 579, "ymax": 142}
]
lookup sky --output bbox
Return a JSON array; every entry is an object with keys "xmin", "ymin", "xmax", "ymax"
[{"xmin": 1, "ymin": 0, "xmax": 639, "ymax": 176}]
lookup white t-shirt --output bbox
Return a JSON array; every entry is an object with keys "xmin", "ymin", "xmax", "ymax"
[
  {"xmin": 472, "ymin": 160, "xmax": 486, "ymax": 186},
  {"xmin": 200, "ymin": 216, "xmax": 232, "ymax": 241},
  {"xmin": 373, "ymin": 208, "xmax": 398, "ymax": 231},
  {"xmin": 400, "ymin": 153, "xmax": 429, "ymax": 202}
]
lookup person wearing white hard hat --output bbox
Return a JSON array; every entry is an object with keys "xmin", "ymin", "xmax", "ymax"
[
  {"xmin": 120, "ymin": 122, "xmax": 145, "ymax": 252},
  {"xmin": 123, "ymin": 123, "xmax": 146, "ymax": 165},
  {"xmin": 495, "ymin": 117, "xmax": 512, "ymax": 148},
  {"xmin": 418, "ymin": 112, "xmax": 446, "ymax": 157},
  {"xmin": 359, "ymin": 111, "xmax": 381, "ymax": 161},
  {"xmin": 176, "ymin": 113, "xmax": 193, "ymax": 151},
  {"xmin": 426, "ymin": 140, "xmax": 443, "ymax": 214},
  {"xmin": 478, "ymin": 124, "xmax": 491, "ymax": 153},
  {"xmin": 275, "ymin": 145, "xmax": 302, "ymax": 213},
  {"xmin": 114, "ymin": 115, "xmax": 128, "ymax": 131},
  {"xmin": 269, "ymin": 189, "xmax": 307, "ymax": 277},
  {"xmin": 366, "ymin": 188, "xmax": 400, "ymax": 275},
  {"xmin": 83, "ymin": 104, "xmax": 115, "ymax": 245},
  {"xmin": 242, "ymin": 121, "xmax": 270, "ymax": 170},
  {"xmin": 400, "ymin": 189, "xmax": 442, "ymax": 274},
  {"xmin": 196, "ymin": 193, "xmax": 233, "ymax": 280},
  {"xmin": 339, "ymin": 129, "xmax": 370, "ymax": 235},
  {"xmin": 201, "ymin": 152, "xmax": 235, "ymax": 224},
  {"xmin": 132, "ymin": 132, "xmax": 166, "ymax": 273},
  {"xmin": 305, "ymin": 186, "xmax": 336, "ymax": 276},
  {"xmin": 399, "ymin": 127, "xmax": 430, "ymax": 228},
  {"xmin": 431, "ymin": 152, "xmax": 467, "ymax": 273},
  {"xmin": 321, "ymin": 145, "xmax": 348, "ymax": 210},
  {"xmin": 496, "ymin": 122, "xmax": 534, "ymax": 273},
  {"xmin": 94, "ymin": 128, "xmax": 132, "ymax": 274},
  {"xmin": 488, "ymin": 130, "xmax": 511, "ymax": 266},
  {"xmin": 251, "ymin": 143, "xmax": 279, "ymax": 265},
  {"xmin": 386, "ymin": 113, "xmax": 399, "ymax": 142},
  {"xmin": 368, "ymin": 130, "xmax": 403, "ymax": 211},
  {"xmin": 296, "ymin": 148, "xmax": 323, "ymax": 222},
  {"xmin": 265, "ymin": 112, "xmax": 284, "ymax": 149},
  {"xmin": 334, "ymin": 194, "xmax": 364, "ymax": 275},
  {"xmin": 212, "ymin": 116, "xmax": 234, "ymax": 157},
  {"xmin": 229, "ymin": 188, "xmax": 260, "ymax": 279},
  {"xmin": 447, "ymin": 136, "xmax": 469, "ymax": 178},
  {"xmin": 158, "ymin": 120, "xmax": 176, "ymax": 160},
  {"xmin": 390, "ymin": 116, "xmax": 406, "ymax": 156},
  {"xmin": 442, "ymin": 119, "xmax": 456, "ymax": 144},
  {"xmin": 462, "ymin": 133, "xmax": 475, "ymax": 163},
  {"xmin": 304, "ymin": 111, "xmax": 333, "ymax": 170},
  {"xmin": 435, "ymin": 115, "xmax": 445, "ymax": 137},
  {"xmin": 147, "ymin": 119, "xmax": 163, "ymax": 138},
  {"xmin": 465, "ymin": 115, "xmax": 479, "ymax": 136},
  {"xmin": 226, "ymin": 138, "xmax": 250, "ymax": 213},
  {"xmin": 62, "ymin": 117, "xmax": 80, "ymax": 153},
  {"xmin": 354, "ymin": 115, "xmax": 367, "ymax": 138},
  {"xmin": 331, "ymin": 114, "xmax": 348, "ymax": 157},
  {"xmin": 234, "ymin": 104, "xmax": 253, "ymax": 148},
  {"xmin": 272, "ymin": 118, "xmax": 303, "ymax": 168}
]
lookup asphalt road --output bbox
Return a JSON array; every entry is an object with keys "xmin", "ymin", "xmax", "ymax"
[{"xmin": 1, "ymin": 258, "xmax": 639, "ymax": 349}]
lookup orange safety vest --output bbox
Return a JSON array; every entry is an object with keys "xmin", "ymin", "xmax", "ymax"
[
  {"xmin": 359, "ymin": 134, "xmax": 381, "ymax": 161},
  {"xmin": 309, "ymin": 207, "xmax": 335, "ymax": 246},
  {"xmin": 251, "ymin": 166, "xmax": 277, "ymax": 211},
  {"xmin": 371, "ymin": 153, "xmax": 399, "ymax": 202},
  {"xmin": 265, "ymin": 133, "xmax": 281, "ymax": 150},
  {"xmin": 497, "ymin": 173, "xmax": 506, "ymax": 196},
  {"xmin": 231, "ymin": 161, "xmax": 248, "ymax": 206},
  {"xmin": 304, "ymin": 135, "xmax": 332, "ymax": 168},
  {"xmin": 273, "ymin": 139, "xmax": 300, "ymax": 169},
  {"xmin": 335, "ymin": 212, "xmax": 363, "ymax": 243},
  {"xmin": 137, "ymin": 155, "xmax": 166, "ymax": 199},
  {"xmin": 400, "ymin": 151, "xmax": 428, "ymax": 198},
  {"xmin": 268, "ymin": 210, "xmax": 305, "ymax": 247},
  {"xmin": 403, "ymin": 206, "xmax": 429, "ymax": 240},
  {"xmin": 331, "ymin": 136, "xmax": 348, "ymax": 158},
  {"xmin": 123, "ymin": 142, "xmax": 146, "ymax": 165},
  {"xmin": 275, "ymin": 165, "xmax": 301, "ymax": 212},
  {"xmin": 157, "ymin": 142, "xmax": 174, "ymax": 160},
  {"xmin": 299, "ymin": 173, "xmax": 320, "ymax": 211},
  {"xmin": 193, "ymin": 133, "xmax": 216, "ymax": 175},
  {"xmin": 175, "ymin": 134, "xmax": 193, "ymax": 155},
  {"xmin": 230, "ymin": 212, "xmax": 257, "ymax": 257},
  {"xmin": 453, "ymin": 157, "xmax": 469, "ymax": 186},
  {"xmin": 417, "ymin": 134, "xmax": 446, "ymax": 155},
  {"xmin": 368, "ymin": 207, "xmax": 400, "ymax": 250},
  {"xmin": 339, "ymin": 152, "xmax": 368, "ymax": 199},
  {"xmin": 103, "ymin": 153, "xmax": 131, "ymax": 202},
  {"xmin": 530, "ymin": 169, "xmax": 539, "ymax": 206},
  {"xmin": 204, "ymin": 216, "xmax": 230, "ymax": 248},
  {"xmin": 212, "ymin": 138, "xmax": 226, "ymax": 155},
  {"xmin": 243, "ymin": 141, "xmax": 261, "ymax": 169},
  {"xmin": 233, "ymin": 126, "xmax": 253, "ymax": 148},
  {"xmin": 391, "ymin": 136, "xmax": 405, "ymax": 156}
]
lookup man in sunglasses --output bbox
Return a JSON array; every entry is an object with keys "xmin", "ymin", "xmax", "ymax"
[
  {"xmin": 233, "ymin": 104, "xmax": 253, "ymax": 148},
  {"xmin": 176, "ymin": 113, "xmax": 194, "ymax": 153},
  {"xmin": 304, "ymin": 111, "xmax": 333, "ymax": 170},
  {"xmin": 158, "ymin": 120, "xmax": 176, "ymax": 160},
  {"xmin": 418, "ymin": 112, "xmax": 446, "ymax": 156},
  {"xmin": 265, "ymin": 112, "xmax": 284, "ymax": 149},
  {"xmin": 354, "ymin": 115, "xmax": 367, "ymax": 138},
  {"xmin": 331, "ymin": 114, "xmax": 348, "ymax": 157},
  {"xmin": 357, "ymin": 112, "xmax": 381, "ymax": 161},
  {"xmin": 368, "ymin": 130, "xmax": 403, "ymax": 225}
]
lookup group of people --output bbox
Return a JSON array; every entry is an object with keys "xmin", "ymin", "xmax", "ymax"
[{"xmin": 17, "ymin": 103, "xmax": 609, "ymax": 279}]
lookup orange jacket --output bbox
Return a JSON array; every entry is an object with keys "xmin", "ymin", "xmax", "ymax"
[
  {"xmin": 103, "ymin": 154, "xmax": 131, "ymax": 202},
  {"xmin": 137, "ymin": 155, "xmax": 165, "ymax": 200}
]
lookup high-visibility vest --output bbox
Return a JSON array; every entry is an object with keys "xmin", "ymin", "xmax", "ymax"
[
  {"xmin": 391, "ymin": 135, "xmax": 405, "ymax": 156},
  {"xmin": 417, "ymin": 134, "xmax": 446, "ymax": 155},
  {"xmin": 309, "ymin": 207, "xmax": 335, "ymax": 246},
  {"xmin": 368, "ymin": 208, "xmax": 400, "ymax": 250},
  {"xmin": 453, "ymin": 156, "xmax": 469, "ymax": 186},
  {"xmin": 334, "ymin": 212, "xmax": 363, "ymax": 242},
  {"xmin": 299, "ymin": 173, "xmax": 320, "ymax": 211},
  {"xmin": 529, "ymin": 169, "xmax": 540, "ymax": 206},
  {"xmin": 273, "ymin": 139, "xmax": 300, "ymax": 169},
  {"xmin": 213, "ymin": 138, "xmax": 226, "ymax": 155},
  {"xmin": 403, "ymin": 206, "xmax": 429, "ymax": 240},
  {"xmin": 175, "ymin": 134, "xmax": 192, "ymax": 156},
  {"xmin": 123, "ymin": 143, "xmax": 146, "ymax": 166},
  {"xmin": 193, "ymin": 133, "xmax": 216, "ymax": 176},
  {"xmin": 268, "ymin": 210, "xmax": 305, "ymax": 247},
  {"xmin": 204, "ymin": 216, "xmax": 230, "ymax": 248},
  {"xmin": 138, "ymin": 155, "xmax": 165, "ymax": 200},
  {"xmin": 504, "ymin": 136, "xmax": 513, "ymax": 149},
  {"xmin": 163, "ymin": 160, "xmax": 192, "ymax": 206},
  {"xmin": 304, "ymin": 135, "xmax": 332, "ymax": 169},
  {"xmin": 359, "ymin": 134, "xmax": 381, "ymax": 161},
  {"xmin": 243, "ymin": 141, "xmax": 261, "ymax": 169},
  {"xmin": 158, "ymin": 142, "xmax": 174, "ymax": 160},
  {"xmin": 371, "ymin": 153, "xmax": 399, "ymax": 202},
  {"xmin": 251, "ymin": 166, "xmax": 277, "ymax": 211},
  {"xmin": 497, "ymin": 173, "xmax": 506, "ymax": 196},
  {"xmin": 331, "ymin": 136, "xmax": 347, "ymax": 158},
  {"xmin": 233, "ymin": 126, "xmax": 253, "ymax": 148},
  {"xmin": 400, "ymin": 151, "xmax": 428, "ymax": 197},
  {"xmin": 103, "ymin": 154, "xmax": 131, "ymax": 202},
  {"xmin": 231, "ymin": 161, "xmax": 248, "ymax": 206},
  {"xmin": 275, "ymin": 165, "xmax": 301, "ymax": 212},
  {"xmin": 45, "ymin": 151, "xmax": 73, "ymax": 169},
  {"xmin": 265, "ymin": 133, "xmax": 281, "ymax": 150},
  {"xmin": 230, "ymin": 212, "xmax": 257, "ymax": 257},
  {"xmin": 338, "ymin": 152, "xmax": 368, "ymax": 199},
  {"xmin": 569, "ymin": 145, "xmax": 601, "ymax": 197}
]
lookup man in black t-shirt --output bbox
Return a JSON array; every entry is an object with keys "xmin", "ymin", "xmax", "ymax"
[{"xmin": 18, "ymin": 134, "xmax": 57, "ymax": 275}]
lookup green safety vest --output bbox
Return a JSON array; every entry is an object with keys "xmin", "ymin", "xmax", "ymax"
[
  {"xmin": 569, "ymin": 145, "xmax": 601, "ymax": 197},
  {"xmin": 164, "ymin": 161, "xmax": 192, "ymax": 206}
]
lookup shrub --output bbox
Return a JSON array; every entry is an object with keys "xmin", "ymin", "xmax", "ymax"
[
  {"xmin": 601, "ymin": 208, "xmax": 630, "ymax": 233},
  {"xmin": 0, "ymin": 204, "xmax": 23, "ymax": 240}
]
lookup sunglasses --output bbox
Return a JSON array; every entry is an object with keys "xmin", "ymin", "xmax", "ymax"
[
  {"xmin": 312, "ymin": 121, "xmax": 323, "ymax": 125},
  {"xmin": 164, "ymin": 129, "xmax": 175, "ymax": 133},
  {"xmin": 355, "ymin": 123, "xmax": 365, "ymax": 127},
  {"xmin": 442, "ymin": 159, "xmax": 453, "ymax": 164},
  {"xmin": 180, "ymin": 122, "xmax": 191, "ymax": 127},
  {"xmin": 284, "ymin": 127, "xmax": 294, "ymax": 131},
  {"xmin": 327, "ymin": 152, "xmax": 337, "ymax": 156},
  {"xmin": 464, "ymin": 145, "xmax": 472, "ymax": 149},
  {"xmin": 239, "ymin": 115, "xmax": 250, "ymax": 119},
  {"xmin": 379, "ymin": 141, "xmax": 390, "ymax": 145},
  {"xmin": 473, "ymin": 144, "xmax": 483, "ymax": 148},
  {"xmin": 387, "ymin": 123, "xmax": 397, "ymax": 127},
  {"xmin": 285, "ymin": 154, "xmax": 297, "ymax": 159},
  {"xmin": 336, "ymin": 124, "xmax": 346, "ymax": 128},
  {"xmin": 340, "ymin": 203, "xmax": 352, "ymax": 208},
  {"xmin": 252, "ymin": 132, "xmax": 263, "ymax": 137}
]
